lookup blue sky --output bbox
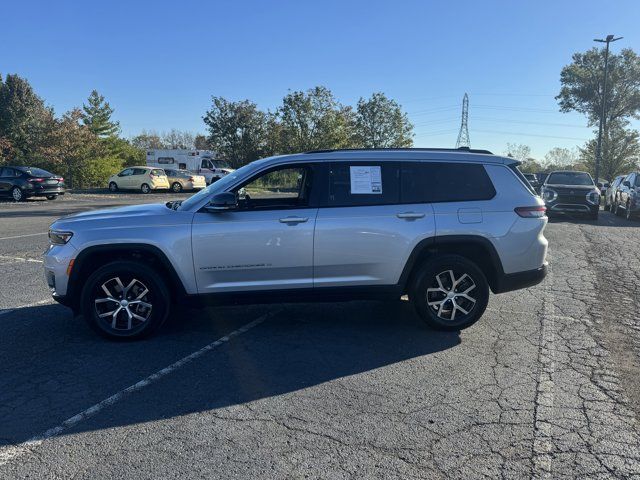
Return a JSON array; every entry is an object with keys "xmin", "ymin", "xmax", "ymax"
[{"xmin": 2, "ymin": 0, "xmax": 639, "ymax": 159}]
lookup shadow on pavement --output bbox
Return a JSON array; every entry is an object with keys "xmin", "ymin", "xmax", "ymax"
[{"xmin": 0, "ymin": 300, "xmax": 460, "ymax": 446}]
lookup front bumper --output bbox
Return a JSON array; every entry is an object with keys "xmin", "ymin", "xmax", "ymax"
[
  {"xmin": 493, "ymin": 264, "xmax": 548, "ymax": 294},
  {"xmin": 545, "ymin": 201, "xmax": 598, "ymax": 215}
]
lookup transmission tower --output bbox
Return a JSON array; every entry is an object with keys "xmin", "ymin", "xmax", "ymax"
[{"xmin": 455, "ymin": 93, "xmax": 470, "ymax": 148}]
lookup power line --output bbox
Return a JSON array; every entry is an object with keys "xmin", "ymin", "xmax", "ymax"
[
  {"xmin": 472, "ymin": 117, "xmax": 588, "ymax": 129},
  {"xmin": 473, "ymin": 129, "xmax": 589, "ymax": 141}
]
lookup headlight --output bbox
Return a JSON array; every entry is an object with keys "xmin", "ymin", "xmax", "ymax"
[
  {"xmin": 586, "ymin": 190, "xmax": 600, "ymax": 205},
  {"xmin": 49, "ymin": 230, "xmax": 73, "ymax": 245},
  {"xmin": 541, "ymin": 188, "xmax": 557, "ymax": 202}
]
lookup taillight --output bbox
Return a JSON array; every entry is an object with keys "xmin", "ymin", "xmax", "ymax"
[
  {"xmin": 28, "ymin": 177, "xmax": 44, "ymax": 183},
  {"xmin": 188, "ymin": 176, "xmax": 195, "ymax": 182},
  {"xmin": 515, "ymin": 206, "xmax": 547, "ymax": 218}
]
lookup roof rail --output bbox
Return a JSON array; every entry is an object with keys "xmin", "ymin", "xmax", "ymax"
[{"xmin": 304, "ymin": 147, "xmax": 494, "ymax": 155}]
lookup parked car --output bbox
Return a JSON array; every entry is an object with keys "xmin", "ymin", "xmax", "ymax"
[
  {"xmin": 540, "ymin": 170, "xmax": 600, "ymax": 220},
  {"xmin": 604, "ymin": 175, "xmax": 625, "ymax": 211},
  {"xmin": 163, "ymin": 169, "xmax": 207, "ymax": 193},
  {"xmin": 146, "ymin": 149, "xmax": 234, "ymax": 184},
  {"xmin": 613, "ymin": 172, "xmax": 640, "ymax": 220},
  {"xmin": 0, "ymin": 166, "xmax": 65, "ymax": 201},
  {"xmin": 108, "ymin": 167, "xmax": 169, "ymax": 194},
  {"xmin": 45, "ymin": 147, "xmax": 548, "ymax": 339},
  {"xmin": 523, "ymin": 173, "xmax": 539, "ymax": 191}
]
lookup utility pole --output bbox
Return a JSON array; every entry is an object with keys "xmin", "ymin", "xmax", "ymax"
[
  {"xmin": 456, "ymin": 93, "xmax": 470, "ymax": 149},
  {"xmin": 593, "ymin": 34, "xmax": 622, "ymax": 183}
]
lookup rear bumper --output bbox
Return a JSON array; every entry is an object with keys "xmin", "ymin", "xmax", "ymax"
[
  {"xmin": 25, "ymin": 187, "xmax": 66, "ymax": 197},
  {"xmin": 493, "ymin": 264, "xmax": 547, "ymax": 294}
]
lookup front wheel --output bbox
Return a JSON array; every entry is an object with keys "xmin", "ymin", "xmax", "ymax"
[
  {"xmin": 81, "ymin": 261, "xmax": 170, "ymax": 340},
  {"xmin": 140, "ymin": 183, "xmax": 151, "ymax": 194},
  {"xmin": 109, "ymin": 182, "xmax": 118, "ymax": 192},
  {"xmin": 11, "ymin": 187, "xmax": 24, "ymax": 202},
  {"xmin": 410, "ymin": 254, "xmax": 489, "ymax": 331},
  {"xmin": 171, "ymin": 182, "xmax": 182, "ymax": 193},
  {"xmin": 46, "ymin": 195, "xmax": 57, "ymax": 200}
]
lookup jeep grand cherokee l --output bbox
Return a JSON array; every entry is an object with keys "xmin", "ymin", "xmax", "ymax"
[{"xmin": 45, "ymin": 148, "xmax": 548, "ymax": 339}]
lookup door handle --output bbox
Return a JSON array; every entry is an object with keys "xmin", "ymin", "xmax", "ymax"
[
  {"xmin": 396, "ymin": 212, "xmax": 425, "ymax": 219},
  {"xmin": 279, "ymin": 216, "xmax": 309, "ymax": 224}
]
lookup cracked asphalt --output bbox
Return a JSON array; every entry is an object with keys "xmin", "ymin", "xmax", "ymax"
[{"xmin": 1, "ymin": 193, "xmax": 640, "ymax": 479}]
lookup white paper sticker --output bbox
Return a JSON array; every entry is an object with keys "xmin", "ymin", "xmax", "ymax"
[{"xmin": 350, "ymin": 166, "xmax": 382, "ymax": 194}]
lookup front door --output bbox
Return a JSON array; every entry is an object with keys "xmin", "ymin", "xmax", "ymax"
[{"xmin": 192, "ymin": 164, "xmax": 318, "ymax": 293}]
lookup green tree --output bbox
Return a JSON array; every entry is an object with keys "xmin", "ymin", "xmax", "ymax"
[
  {"xmin": 579, "ymin": 122, "xmax": 640, "ymax": 180},
  {"xmin": 354, "ymin": 92, "xmax": 413, "ymax": 148},
  {"xmin": 278, "ymin": 86, "xmax": 354, "ymax": 153},
  {"xmin": 82, "ymin": 90, "xmax": 120, "ymax": 137},
  {"xmin": 203, "ymin": 97, "xmax": 267, "ymax": 167},
  {"xmin": 194, "ymin": 134, "xmax": 209, "ymax": 150},
  {"xmin": 0, "ymin": 73, "xmax": 54, "ymax": 162},
  {"xmin": 131, "ymin": 130, "xmax": 165, "ymax": 150},
  {"xmin": 557, "ymin": 48, "xmax": 640, "ymax": 128},
  {"xmin": 162, "ymin": 129, "xmax": 195, "ymax": 149},
  {"xmin": 504, "ymin": 143, "xmax": 532, "ymax": 161}
]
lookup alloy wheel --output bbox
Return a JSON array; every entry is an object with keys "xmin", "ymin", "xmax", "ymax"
[
  {"xmin": 94, "ymin": 276, "xmax": 152, "ymax": 331},
  {"xmin": 426, "ymin": 270, "xmax": 477, "ymax": 321},
  {"xmin": 11, "ymin": 187, "xmax": 23, "ymax": 201}
]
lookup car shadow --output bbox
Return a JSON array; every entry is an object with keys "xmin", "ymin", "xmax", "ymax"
[{"xmin": 0, "ymin": 300, "xmax": 460, "ymax": 446}]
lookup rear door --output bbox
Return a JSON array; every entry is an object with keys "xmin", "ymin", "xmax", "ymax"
[
  {"xmin": 313, "ymin": 161, "xmax": 435, "ymax": 288},
  {"xmin": 192, "ymin": 163, "xmax": 319, "ymax": 293},
  {"xmin": 0, "ymin": 168, "xmax": 14, "ymax": 195}
]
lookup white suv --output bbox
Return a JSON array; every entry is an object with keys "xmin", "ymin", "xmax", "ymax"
[{"xmin": 45, "ymin": 148, "xmax": 548, "ymax": 339}]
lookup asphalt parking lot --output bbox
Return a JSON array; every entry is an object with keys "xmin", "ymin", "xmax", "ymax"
[{"xmin": 1, "ymin": 193, "xmax": 640, "ymax": 479}]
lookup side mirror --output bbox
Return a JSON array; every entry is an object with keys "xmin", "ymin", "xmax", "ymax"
[
  {"xmin": 204, "ymin": 192, "xmax": 238, "ymax": 212},
  {"xmin": 623, "ymin": 181, "xmax": 631, "ymax": 188}
]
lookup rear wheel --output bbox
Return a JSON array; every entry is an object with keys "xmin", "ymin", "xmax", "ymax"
[
  {"xmin": 11, "ymin": 187, "xmax": 24, "ymax": 202},
  {"xmin": 81, "ymin": 261, "xmax": 170, "ymax": 340},
  {"xmin": 410, "ymin": 255, "xmax": 489, "ymax": 331},
  {"xmin": 109, "ymin": 182, "xmax": 118, "ymax": 192},
  {"xmin": 46, "ymin": 195, "xmax": 57, "ymax": 200},
  {"xmin": 140, "ymin": 183, "xmax": 150, "ymax": 194},
  {"xmin": 171, "ymin": 182, "xmax": 182, "ymax": 193}
]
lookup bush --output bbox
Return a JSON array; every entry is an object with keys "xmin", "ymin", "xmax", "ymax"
[{"xmin": 71, "ymin": 156, "xmax": 124, "ymax": 189}]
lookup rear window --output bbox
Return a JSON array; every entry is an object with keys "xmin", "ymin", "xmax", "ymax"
[
  {"xmin": 23, "ymin": 167, "xmax": 54, "ymax": 177},
  {"xmin": 547, "ymin": 172, "xmax": 593, "ymax": 186},
  {"xmin": 400, "ymin": 162, "xmax": 496, "ymax": 203},
  {"xmin": 151, "ymin": 169, "xmax": 165, "ymax": 176}
]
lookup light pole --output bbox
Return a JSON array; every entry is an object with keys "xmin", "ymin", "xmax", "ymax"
[{"xmin": 593, "ymin": 34, "xmax": 622, "ymax": 184}]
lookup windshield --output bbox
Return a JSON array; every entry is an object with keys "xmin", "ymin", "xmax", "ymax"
[
  {"xmin": 546, "ymin": 172, "xmax": 594, "ymax": 186},
  {"xmin": 178, "ymin": 160, "xmax": 263, "ymax": 211}
]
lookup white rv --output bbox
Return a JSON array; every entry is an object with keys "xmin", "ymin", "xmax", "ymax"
[{"xmin": 145, "ymin": 149, "xmax": 234, "ymax": 184}]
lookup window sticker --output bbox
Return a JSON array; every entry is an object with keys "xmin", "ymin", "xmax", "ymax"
[{"xmin": 350, "ymin": 166, "xmax": 382, "ymax": 194}]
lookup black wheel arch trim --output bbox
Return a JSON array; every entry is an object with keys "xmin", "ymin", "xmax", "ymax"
[
  {"xmin": 67, "ymin": 243, "xmax": 188, "ymax": 308},
  {"xmin": 398, "ymin": 234, "xmax": 510, "ymax": 293}
]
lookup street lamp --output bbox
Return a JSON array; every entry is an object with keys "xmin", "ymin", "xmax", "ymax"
[{"xmin": 593, "ymin": 34, "xmax": 622, "ymax": 184}]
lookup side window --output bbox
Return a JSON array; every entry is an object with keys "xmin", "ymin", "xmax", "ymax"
[
  {"xmin": 326, "ymin": 162, "xmax": 399, "ymax": 207},
  {"xmin": 0, "ymin": 168, "xmax": 11, "ymax": 177},
  {"xmin": 234, "ymin": 165, "xmax": 312, "ymax": 210},
  {"xmin": 178, "ymin": 163, "xmax": 187, "ymax": 170},
  {"xmin": 119, "ymin": 168, "xmax": 133, "ymax": 177},
  {"xmin": 400, "ymin": 162, "xmax": 496, "ymax": 203},
  {"xmin": 201, "ymin": 159, "xmax": 213, "ymax": 169},
  {"xmin": 132, "ymin": 168, "xmax": 146, "ymax": 175},
  {"xmin": 157, "ymin": 157, "xmax": 174, "ymax": 164},
  {"xmin": 635, "ymin": 175, "xmax": 640, "ymax": 187}
]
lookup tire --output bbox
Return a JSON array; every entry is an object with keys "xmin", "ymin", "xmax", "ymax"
[
  {"xmin": 626, "ymin": 202, "xmax": 634, "ymax": 221},
  {"xmin": 80, "ymin": 260, "xmax": 170, "ymax": 340},
  {"xmin": 410, "ymin": 254, "xmax": 489, "ymax": 331},
  {"xmin": 604, "ymin": 200, "xmax": 610, "ymax": 212},
  {"xmin": 614, "ymin": 201, "xmax": 621, "ymax": 216},
  {"xmin": 46, "ymin": 195, "xmax": 57, "ymax": 200},
  {"xmin": 109, "ymin": 182, "xmax": 118, "ymax": 192},
  {"xmin": 140, "ymin": 183, "xmax": 151, "ymax": 194},
  {"xmin": 11, "ymin": 187, "xmax": 24, "ymax": 202},
  {"xmin": 171, "ymin": 182, "xmax": 182, "ymax": 193}
]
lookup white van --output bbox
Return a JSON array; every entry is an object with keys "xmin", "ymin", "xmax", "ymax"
[{"xmin": 145, "ymin": 149, "xmax": 234, "ymax": 184}]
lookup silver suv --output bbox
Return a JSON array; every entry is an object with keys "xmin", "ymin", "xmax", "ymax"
[{"xmin": 45, "ymin": 148, "xmax": 548, "ymax": 339}]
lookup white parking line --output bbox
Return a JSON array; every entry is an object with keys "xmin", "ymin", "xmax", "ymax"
[
  {"xmin": 0, "ymin": 232, "xmax": 48, "ymax": 241},
  {"xmin": 0, "ymin": 299, "xmax": 54, "ymax": 318},
  {"xmin": 0, "ymin": 255, "xmax": 44, "ymax": 264},
  {"xmin": 0, "ymin": 311, "xmax": 274, "ymax": 466}
]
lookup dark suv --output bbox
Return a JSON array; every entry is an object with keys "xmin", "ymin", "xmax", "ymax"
[
  {"xmin": 540, "ymin": 170, "xmax": 600, "ymax": 220},
  {"xmin": 0, "ymin": 166, "xmax": 65, "ymax": 201},
  {"xmin": 614, "ymin": 172, "xmax": 640, "ymax": 220}
]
